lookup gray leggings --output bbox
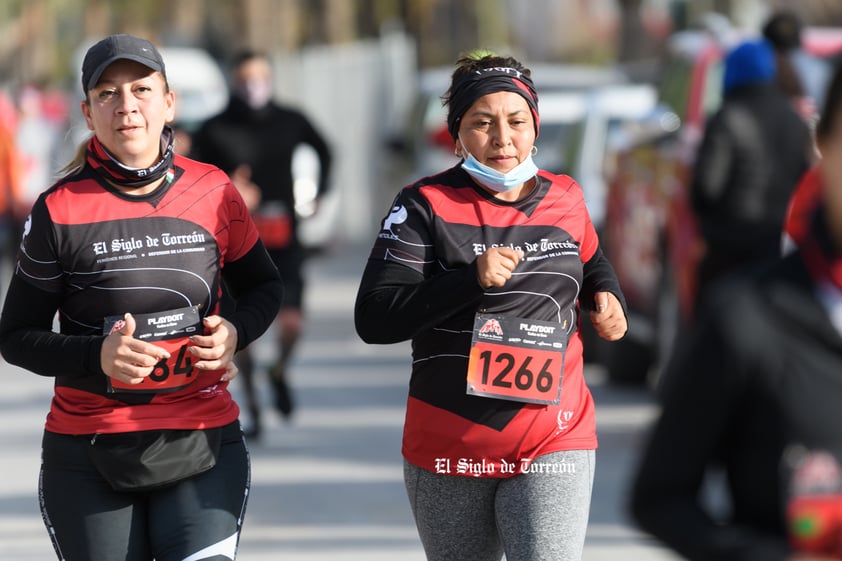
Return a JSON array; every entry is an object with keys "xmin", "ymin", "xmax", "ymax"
[{"xmin": 404, "ymin": 449, "xmax": 595, "ymax": 561}]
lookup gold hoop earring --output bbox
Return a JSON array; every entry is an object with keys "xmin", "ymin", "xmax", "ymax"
[{"xmin": 531, "ymin": 146, "xmax": 538, "ymax": 156}]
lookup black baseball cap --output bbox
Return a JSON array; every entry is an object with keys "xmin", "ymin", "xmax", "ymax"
[{"xmin": 81, "ymin": 34, "xmax": 166, "ymax": 92}]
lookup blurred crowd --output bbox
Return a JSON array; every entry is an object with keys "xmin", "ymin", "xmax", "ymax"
[
  {"xmin": 0, "ymin": 83, "xmax": 71, "ymax": 283},
  {"xmin": 630, "ymin": 8, "xmax": 842, "ymax": 561}
]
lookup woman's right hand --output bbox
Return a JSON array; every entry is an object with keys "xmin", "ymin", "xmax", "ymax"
[
  {"xmin": 476, "ymin": 247, "xmax": 524, "ymax": 289},
  {"xmin": 100, "ymin": 313, "xmax": 171, "ymax": 385},
  {"xmin": 230, "ymin": 164, "xmax": 262, "ymax": 211}
]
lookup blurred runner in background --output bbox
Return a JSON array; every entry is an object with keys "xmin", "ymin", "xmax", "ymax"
[
  {"xmin": 192, "ymin": 50, "xmax": 333, "ymax": 438},
  {"xmin": 690, "ymin": 38, "xmax": 811, "ymax": 309},
  {"xmin": 632, "ymin": 58, "xmax": 842, "ymax": 561}
]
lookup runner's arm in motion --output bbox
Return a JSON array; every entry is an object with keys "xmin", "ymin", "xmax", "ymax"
[
  {"xmin": 220, "ymin": 238, "xmax": 283, "ymax": 351},
  {"xmin": 354, "ymin": 256, "xmax": 485, "ymax": 345},
  {"xmin": 0, "ymin": 276, "xmax": 104, "ymax": 377}
]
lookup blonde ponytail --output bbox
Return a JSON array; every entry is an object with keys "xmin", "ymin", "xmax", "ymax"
[{"xmin": 58, "ymin": 138, "xmax": 89, "ymax": 177}]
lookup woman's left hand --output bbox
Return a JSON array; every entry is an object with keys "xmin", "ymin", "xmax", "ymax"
[
  {"xmin": 188, "ymin": 315, "xmax": 239, "ymax": 382},
  {"xmin": 589, "ymin": 292, "xmax": 627, "ymax": 341}
]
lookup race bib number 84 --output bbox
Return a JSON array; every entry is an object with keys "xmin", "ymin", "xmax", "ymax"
[
  {"xmin": 466, "ymin": 314, "xmax": 566, "ymax": 405},
  {"xmin": 103, "ymin": 306, "xmax": 202, "ymax": 394}
]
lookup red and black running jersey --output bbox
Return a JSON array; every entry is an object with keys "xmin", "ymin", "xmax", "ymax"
[
  {"xmin": 17, "ymin": 154, "xmax": 259, "ymax": 435},
  {"xmin": 357, "ymin": 165, "xmax": 624, "ymax": 477},
  {"xmin": 784, "ymin": 165, "xmax": 822, "ymax": 249}
]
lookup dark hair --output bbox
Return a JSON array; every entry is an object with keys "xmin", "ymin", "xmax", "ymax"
[
  {"xmin": 762, "ymin": 10, "xmax": 803, "ymax": 52},
  {"xmin": 816, "ymin": 61, "xmax": 842, "ymax": 141},
  {"xmin": 773, "ymin": 51, "xmax": 806, "ymax": 98},
  {"xmin": 442, "ymin": 53, "xmax": 531, "ymax": 108},
  {"xmin": 442, "ymin": 53, "xmax": 536, "ymax": 140},
  {"xmin": 229, "ymin": 49, "xmax": 269, "ymax": 70}
]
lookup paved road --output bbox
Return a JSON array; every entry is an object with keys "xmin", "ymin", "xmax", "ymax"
[{"xmin": 0, "ymin": 243, "xmax": 680, "ymax": 560}]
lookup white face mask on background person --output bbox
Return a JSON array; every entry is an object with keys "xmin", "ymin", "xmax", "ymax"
[
  {"xmin": 460, "ymin": 149, "xmax": 538, "ymax": 193},
  {"xmin": 235, "ymin": 78, "xmax": 272, "ymax": 110}
]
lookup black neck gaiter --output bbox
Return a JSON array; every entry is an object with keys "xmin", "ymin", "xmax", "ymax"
[{"xmin": 86, "ymin": 126, "xmax": 175, "ymax": 188}]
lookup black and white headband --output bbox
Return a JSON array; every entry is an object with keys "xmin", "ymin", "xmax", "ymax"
[{"xmin": 446, "ymin": 66, "xmax": 540, "ymax": 140}]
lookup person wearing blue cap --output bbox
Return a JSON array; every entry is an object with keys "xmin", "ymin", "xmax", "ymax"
[
  {"xmin": 689, "ymin": 38, "xmax": 812, "ymax": 311},
  {"xmin": 0, "ymin": 33, "xmax": 282, "ymax": 560},
  {"xmin": 631, "ymin": 59, "xmax": 842, "ymax": 561}
]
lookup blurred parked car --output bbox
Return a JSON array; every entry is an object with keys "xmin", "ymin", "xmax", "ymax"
[
  {"xmin": 538, "ymin": 83, "xmax": 657, "ymax": 366},
  {"xmin": 538, "ymin": 83, "xmax": 657, "ymax": 229},
  {"xmin": 601, "ymin": 26, "xmax": 842, "ymax": 386},
  {"xmin": 158, "ymin": 47, "xmax": 229, "ymax": 132},
  {"xmin": 290, "ymin": 142, "xmax": 340, "ymax": 253}
]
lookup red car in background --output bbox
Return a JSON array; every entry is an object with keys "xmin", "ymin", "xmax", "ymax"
[{"xmin": 601, "ymin": 26, "xmax": 842, "ymax": 385}]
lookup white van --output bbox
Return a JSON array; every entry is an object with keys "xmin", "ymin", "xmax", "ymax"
[{"xmin": 539, "ymin": 83, "xmax": 657, "ymax": 230}]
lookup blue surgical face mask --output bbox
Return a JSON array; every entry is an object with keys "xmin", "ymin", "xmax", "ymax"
[{"xmin": 460, "ymin": 145, "xmax": 538, "ymax": 193}]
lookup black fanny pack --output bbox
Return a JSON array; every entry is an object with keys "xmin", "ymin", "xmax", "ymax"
[{"xmin": 87, "ymin": 427, "xmax": 222, "ymax": 492}]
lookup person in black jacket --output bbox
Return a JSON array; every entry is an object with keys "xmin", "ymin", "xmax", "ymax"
[
  {"xmin": 631, "ymin": 60, "xmax": 842, "ymax": 561},
  {"xmin": 691, "ymin": 38, "xmax": 811, "ymax": 309},
  {"xmin": 191, "ymin": 50, "xmax": 333, "ymax": 437}
]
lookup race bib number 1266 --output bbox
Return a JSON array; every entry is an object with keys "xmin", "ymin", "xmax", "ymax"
[{"xmin": 466, "ymin": 314, "xmax": 566, "ymax": 405}]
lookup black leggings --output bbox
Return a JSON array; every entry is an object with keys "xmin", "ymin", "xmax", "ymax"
[{"xmin": 39, "ymin": 421, "xmax": 250, "ymax": 561}]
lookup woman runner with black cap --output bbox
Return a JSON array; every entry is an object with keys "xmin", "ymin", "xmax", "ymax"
[{"xmin": 0, "ymin": 33, "xmax": 282, "ymax": 560}]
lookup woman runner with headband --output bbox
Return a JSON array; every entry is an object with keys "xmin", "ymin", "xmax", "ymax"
[
  {"xmin": 355, "ymin": 52, "xmax": 628, "ymax": 560},
  {"xmin": 0, "ymin": 34, "xmax": 281, "ymax": 560}
]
